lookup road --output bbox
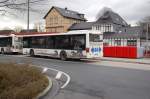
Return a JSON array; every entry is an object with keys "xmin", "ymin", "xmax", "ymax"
[{"xmin": 0, "ymin": 55, "xmax": 150, "ymax": 99}]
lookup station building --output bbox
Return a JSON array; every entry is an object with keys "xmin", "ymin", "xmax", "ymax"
[
  {"xmin": 69, "ymin": 10, "xmax": 147, "ymax": 48},
  {"xmin": 68, "ymin": 10, "xmax": 149, "ymax": 58},
  {"xmin": 44, "ymin": 6, "xmax": 86, "ymax": 32}
]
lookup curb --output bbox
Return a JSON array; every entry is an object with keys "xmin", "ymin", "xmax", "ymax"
[
  {"xmin": 42, "ymin": 79, "xmax": 60, "ymax": 99},
  {"xmin": 101, "ymin": 59, "xmax": 150, "ymax": 65},
  {"xmin": 36, "ymin": 76, "xmax": 53, "ymax": 99}
]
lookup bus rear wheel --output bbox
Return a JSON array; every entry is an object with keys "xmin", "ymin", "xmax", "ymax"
[
  {"xmin": 1, "ymin": 48, "xmax": 4, "ymax": 54},
  {"xmin": 60, "ymin": 51, "xmax": 67, "ymax": 61},
  {"xmin": 30, "ymin": 49, "xmax": 34, "ymax": 57}
]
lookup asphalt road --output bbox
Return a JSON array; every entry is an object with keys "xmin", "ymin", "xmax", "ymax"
[{"xmin": 0, "ymin": 55, "xmax": 150, "ymax": 99}]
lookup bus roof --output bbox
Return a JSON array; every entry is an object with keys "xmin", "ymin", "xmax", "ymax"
[
  {"xmin": 16, "ymin": 30, "xmax": 101, "ymax": 37},
  {"xmin": 0, "ymin": 35, "xmax": 10, "ymax": 38}
]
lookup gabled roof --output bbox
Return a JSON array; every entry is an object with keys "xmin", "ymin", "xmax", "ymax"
[
  {"xmin": 104, "ymin": 32, "xmax": 141, "ymax": 39},
  {"xmin": 0, "ymin": 30, "xmax": 14, "ymax": 35},
  {"xmin": 44, "ymin": 6, "xmax": 86, "ymax": 21},
  {"xmin": 117, "ymin": 26, "xmax": 143, "ymax": 34},
  {"xmin": 104, "ymin": 26, "xmax": 142, "ymax": 39},
  {"xmin": 95, "ymin": 11, "xmax": 128, "ymax": 26},
  {"xmin": 20, "ymin": 29, "xmax": 38, "ymax": 33},
  {"xmin": 68, "ymin": 22, "xmax": 94, "ymax": 30}
]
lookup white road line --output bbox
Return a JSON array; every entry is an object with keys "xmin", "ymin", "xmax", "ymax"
[
  {"xmin": 56, "ymin": 71, "xmax": 63, "ymax": 80},
  {"xmin": 42, "ymin": 67, "xmax": 49, "ymax": 73},
  {"xmin": 30, "ymin": 64, "xmax": 71, "ymax": 89}
]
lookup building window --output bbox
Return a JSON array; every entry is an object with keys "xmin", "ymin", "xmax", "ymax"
[
  {"xmin": 114, "ymin": 39, "xmax": 121, "ymax": 46},
  {"xmin": 127, "ymin": 40, "xmax": 137, "ymax": 46},
  {"xmin": 104, "ymin": 24, "xmax": 111, "ymax": 32},
  {"xmin": 50, "ymin": 18, "xmax": 53, "ymax": 25},
  {"xmin": 54, "ymin": 17, "xmax": 58, "ymax": 24},
  {"xmin": 105, "ymin": 24, "xmax": 112, "ymax": 32},
  {"xmin": 93, "ymin": 24, "xmax": 112, "ymax": 32}
]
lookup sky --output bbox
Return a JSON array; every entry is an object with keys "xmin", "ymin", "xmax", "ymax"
[{"xmin": 0, "ymin": 0, "xmax": 150, "ymax": 30}]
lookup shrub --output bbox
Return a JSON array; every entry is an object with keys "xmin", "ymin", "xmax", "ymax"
[{"xmin": 0, "ymin": 63, "xmax": 49, "ymax": 99}]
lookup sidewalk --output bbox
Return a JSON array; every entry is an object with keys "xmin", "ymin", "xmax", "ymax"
[
  {"xmin": 100, "ymin": 57, "xmax": 150, "ymax": 65},
  {"xmin": 42, "ymin": 79, "xmax": 60, "ymax": 99}
]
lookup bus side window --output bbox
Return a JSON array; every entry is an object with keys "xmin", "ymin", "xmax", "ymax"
[
  {"xmin": 71, "ymin": 35, "xmax": 85, "ymax": 50},
  {"xmin": 46, "ymin": 36, "xmax": 54, "ymax": 49},
  {"xmin": 74, "ymin": 40, "xmax": 82, "ymax": 50}
]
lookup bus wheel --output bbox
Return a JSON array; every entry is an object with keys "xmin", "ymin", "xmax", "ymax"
[
  {"xmin": 1, "ymin": 48, "xmax": 4, "ymax": 54},
  {"xmin": 30, "ymin": 49, "xmax": 34, "ymax": 57},
  {"xmin": 60, "ymin": 51, "xmax": 67, "ymax": 61}
]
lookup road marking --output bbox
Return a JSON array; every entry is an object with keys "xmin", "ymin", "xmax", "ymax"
[
  {"xmin": 42, "ymin": 67, "xmax": 48, "ymax": 73},
  {"xmin": 56, "ymin": 71, "xmax": 63, "ymax": 79},
  {"xmin": 30, "ymin": 64, "xmax": 71, "ymax": 89}
]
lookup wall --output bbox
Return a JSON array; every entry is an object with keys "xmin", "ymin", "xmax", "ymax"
[{"xmin": 45, "ymin": 8, "xmax": 84, "ymax": 33}]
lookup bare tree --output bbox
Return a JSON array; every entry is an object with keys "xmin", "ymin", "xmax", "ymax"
[
  {"xmin": 2, "ymin": 26, "xmax": 11, "ymax": 30},
  {"xmin": 33, "ymin": 21, "xmax": 45, "ymax": 32},
  {"xmin": 13, "ymin": 25, "xmax": 23, "ymax": 33},
  {"xmin": 0, "ymin": 0, "xmax": 49, "ymax": 31},
  {"xmin": 137, "ymin": 16, "xmax": 150, "ymax": 55},
  {"xmin": 0, "ymin": 0, "xmax": 48, "ymax": 15},
  {"xmin": 137, "ymin": 16, "xmax": 150, "ymax": 33}
]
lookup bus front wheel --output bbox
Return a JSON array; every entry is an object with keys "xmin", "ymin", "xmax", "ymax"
[
  {"xmin": 60, "ymin": 51, "xmax": 67, "ymax": 61},
  {"xmin": 1, "ymin": 48, "xmax": 4, "ymax": 54},
  {"xmin": 30, "ymin": 49, "xmax": 34, "ymax": 57}
]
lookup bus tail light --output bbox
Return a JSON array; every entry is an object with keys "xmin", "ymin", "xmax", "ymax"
[{"xmin": 86, "ymin": 48, "xmax": 89, "ymax": 53}]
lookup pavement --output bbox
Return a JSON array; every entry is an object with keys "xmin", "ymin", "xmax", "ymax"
[
  {"xmin": 100, "ymin": 57, "xmax": 150, "ymax": 65},
  {"xmin": 0, "ymin": 55, "xmax": 150, "ymax": 99}
]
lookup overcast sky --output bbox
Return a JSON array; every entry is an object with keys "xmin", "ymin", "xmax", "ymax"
[{"xmin": 0, "ymin": 0, "xmax": 150, "ymax": 29}]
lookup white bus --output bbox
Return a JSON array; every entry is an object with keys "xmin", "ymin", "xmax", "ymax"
[
  {"xmin": 0, "ymin": 34, "xmax": 23, "ymax": 54},
  {"xmin": 19, "ymin": 30, "xmax": 103, "ymax": 60}
]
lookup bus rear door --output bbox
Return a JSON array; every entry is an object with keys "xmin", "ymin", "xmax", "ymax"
[{"xmin": 88, "ymin": 34, "xmax": 103, "ymax": 58}]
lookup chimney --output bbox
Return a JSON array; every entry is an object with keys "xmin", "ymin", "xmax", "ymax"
[
  {"xmin": 78, "ymin": 14, "xmax": 84, "ymax": 19},
  {"xmin": 65, "ymin": 7, "xmax": 67, "ymax": 10}
]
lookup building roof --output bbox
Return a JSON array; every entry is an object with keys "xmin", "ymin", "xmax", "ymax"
[
  {"xmin": 0, "ymin": 30, "xmax": 14, "ymax": 35},
  {"xmin": 104, "ymin": 32, "xmax": 141, "ymax": 39},
  {"xmin": 117, "ymin": 26, "xmax": 143, "ymax": 34},
  {"xmin": 95, "ymin": 11, "xmax": 128, "ymax": 26},
  {"xmin": 104, "ymin": 26, "xmax": 143, "ymax": 39},
  {"xmin": 104, "ymin": 26, "xmax": 142, "ymax": 39},
  {"xmin": 44, "ymin": 6, "xmax": 86, "ymax": 21},
  {"xmin": 20, "ymin": 29, "xmax": 38, "ymax": 33},
  {"xmin": 68, "ymin": 22, "xmax": 94, "ymax": 30},
  {"xmin": 68, "ymin": 10, "xmax": 129, "ymax": 31}
]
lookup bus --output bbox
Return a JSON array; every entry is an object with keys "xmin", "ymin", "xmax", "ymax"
[
  {"xmin": 19, "ymin": 30, "xmax": 103, "ymax": 60},
  {"xmin": 0, "ymin": 34, "xmax": 23, "ymax": 54}
]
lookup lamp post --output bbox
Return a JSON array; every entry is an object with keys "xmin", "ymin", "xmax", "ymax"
[{"xmin": 27, "ymin": 0, "xmax": 30, "ymax": 32}]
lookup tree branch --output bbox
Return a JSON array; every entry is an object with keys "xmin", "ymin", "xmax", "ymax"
[{"xmin": 0, "ymin": 0, "xmax": 9, "ymax": 4}]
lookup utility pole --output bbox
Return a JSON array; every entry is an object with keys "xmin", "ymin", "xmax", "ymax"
[{"xmin": 27, "ymin": 0, "xmax": 30, "ymax": 32}]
